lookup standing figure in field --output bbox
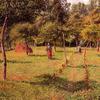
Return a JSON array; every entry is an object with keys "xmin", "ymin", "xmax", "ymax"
[
  {"xmin": 77, "ymin": 45, "xmax": 82, "ymax": 53},
  {"xmin": 77, "ymin": 41, "xmax": 83, "ymax": 53},
  {"xmin": 46, "ymin": 43, "xmax": 52, "ymax": 59}
]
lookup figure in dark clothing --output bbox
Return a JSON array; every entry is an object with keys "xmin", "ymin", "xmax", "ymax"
[
  {"xmin": 46, "ymin": 43, "xmax": 52, "ymax": 59},
  {"xmin": 78, "ymin": 41, "xmax": 83, "ymax": 53}
]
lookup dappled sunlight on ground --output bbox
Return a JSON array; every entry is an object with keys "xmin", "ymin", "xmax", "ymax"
[{"xmin": 0, "ymin": 47, "xmax": 100, "ymax": 82}]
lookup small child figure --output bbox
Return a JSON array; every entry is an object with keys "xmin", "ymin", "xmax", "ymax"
[{"xmin": 46, "ymin": 43, "xmax": 52, "ymax": 59}]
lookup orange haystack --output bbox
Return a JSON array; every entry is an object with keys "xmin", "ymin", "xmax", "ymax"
[{"xmin": 15, "ymin": 43, "xmax": 33, "ymax": 53}]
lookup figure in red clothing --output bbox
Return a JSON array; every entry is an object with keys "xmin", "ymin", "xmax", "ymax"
[{"xmin": 46, "ymin": 43, "xmax": 52, "ymax": 59}]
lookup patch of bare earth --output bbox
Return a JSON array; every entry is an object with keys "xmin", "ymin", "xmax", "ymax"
[{"xmin": 9, "ymin": 74, "xmax": 31, "ymax": 81}]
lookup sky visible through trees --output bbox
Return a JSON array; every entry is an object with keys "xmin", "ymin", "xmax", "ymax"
[{"xmin": 67, "ymin": 0, "xmax": 89, "ymax": 4}]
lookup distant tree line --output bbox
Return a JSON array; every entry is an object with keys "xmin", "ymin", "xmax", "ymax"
[{"xmin": 0, "ymin": 0, "xmax": 100, "ymax": 48}]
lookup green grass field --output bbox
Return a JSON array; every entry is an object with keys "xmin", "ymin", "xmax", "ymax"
[{"xmin": 0, "ymin": 47, "xmax": 100, "ymax": 100}]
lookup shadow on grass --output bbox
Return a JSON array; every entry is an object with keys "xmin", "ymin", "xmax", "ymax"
[
  {"xmin": 50, "ymin": 58, "xmax": 61, "ymax": 60},
  {"xmin": 29, "ymin": 54, "xmax": 47, "ymax": 57},
  {"xmin": 0, "ymin": 59, "xmax": 32, "ymax": 64},
  {"xmin": 56, "ymin": 50, "xmax": 64, "ymax": 53},
  {"xmin": 85, "ymin": 65, "xmax": 100, "ymax": 67},
  {"xmin": 97, "ymin": 54, "xmax": 100, "ymax": 57},
  {"xmin": 56, "ymin": 50, "xmax": 73, "ymax": 53},
  {"xmin": 67, "ymin": 65, "xmax": 100, "ymax": 68},
  {"xmin": 29, "ymin": 55, "xmax": 60, "ymax": 60},
  {"xmin": 22, "ymin": 74, "xmax": 99, "ymax": 93}
]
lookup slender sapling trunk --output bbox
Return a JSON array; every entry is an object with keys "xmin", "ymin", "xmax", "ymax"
[{"xmin": 1, "ymin": 16, "xmax": 8, "ymax": 80}]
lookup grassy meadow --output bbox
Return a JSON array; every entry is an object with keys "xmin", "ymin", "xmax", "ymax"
[{"xmin": 0, "ymin": 47, "xmax": 100, "ymax": 100}]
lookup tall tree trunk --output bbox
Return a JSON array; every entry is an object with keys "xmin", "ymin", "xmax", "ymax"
[
  {"xmin": 25, "ymin": 39, "xmax": 29, "ymax": 55},
  {"xmin": 76, "ymin": 40, "xmax": 78, "ymax": 47},
  {"xmin": 1, "ymin": 16, "xmax": 8, "ymax": 80},
  {"xmin": 83, "ymin": 42, "xmax": 90, "ymax": 89},
  {"xmin": 53, "ymin": 41, "xmax": 56, "ymax": 52},
  {"xmin": 97, "ymin": 39, "xmax": 99, "ymax": 52},
  {"xmin": 62, "ymin": 33, "xmax": 68, "ymax": 64},
  {"xmin": 89, "ymin": 41, "xmax": 92, "ymax": 48},
  {"xmin": 33, "ymin": 40, "xmax": 36, "ymax": 56}
]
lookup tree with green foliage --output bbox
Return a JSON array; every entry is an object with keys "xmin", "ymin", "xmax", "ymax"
[
  {"xmin": 71, "ymin": 2, "xmax": 88, "ymax": 15},
  {"xmin": 10, "ymin": 23, "xmax": 35, "ymax": 54},
  {"xmin": 89, "ymin": 0, "xmax": 100, "ymax": 10},
  {"xmin": 51, "ymin": 0, "xmax": 70, "ymax": 64},
  {"xmin": 81, "ymin": 24, "xmax": 100, "ymax": 49},
  {"xmin": 83, "ymin": 8, "xmax": 100, "ymax": 49},
  {"xmin": 0, "ymin": 0, "xmax": 49, "ymax": 25}
]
